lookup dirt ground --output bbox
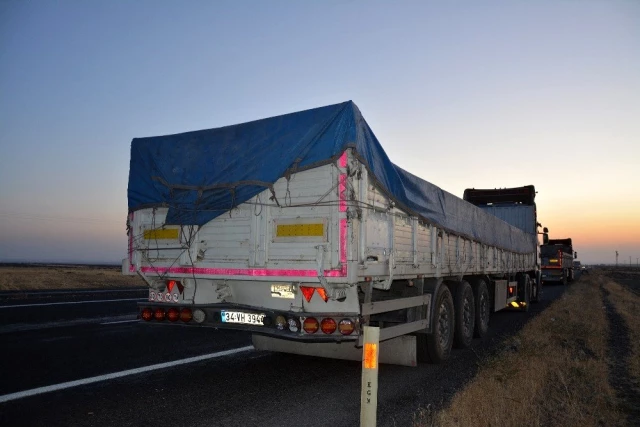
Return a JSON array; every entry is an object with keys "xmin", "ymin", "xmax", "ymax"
[
  {"xmin": 0, "ymin": 264, "xmax": 145, "ymax": 291},
  {"xmin": 601, "ymin": 270, "xmax": 640, "ymax": 420}
]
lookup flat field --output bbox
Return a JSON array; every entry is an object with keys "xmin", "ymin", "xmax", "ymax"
[{"xmin": 0, "ymin": 264, "xmax": 144, "ymax": 291}]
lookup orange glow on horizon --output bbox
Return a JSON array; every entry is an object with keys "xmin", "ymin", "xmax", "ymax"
[{"xmin": 538, "ymin": 200, "xmax": 639, "ymax": 248}]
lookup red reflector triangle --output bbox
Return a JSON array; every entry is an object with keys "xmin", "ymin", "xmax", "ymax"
[
  {"xmin": 316, "ymin": 287, "xmax": 329, "ymax": 302},
  {"xmin": 167, "ymin": 280, "xmax": 175, "ymax": 292},
  {"xmin": 300, "ymin": 286, "xmax": 315, "ymax": 303},
  {"xmin": 177, "ymin": 282, "xmax": 184, "ymax": 294}
]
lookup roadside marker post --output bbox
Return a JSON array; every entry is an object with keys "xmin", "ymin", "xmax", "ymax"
[{"xmin": 360, "ymin": 326, "xmax": 380, "ymax": 427}]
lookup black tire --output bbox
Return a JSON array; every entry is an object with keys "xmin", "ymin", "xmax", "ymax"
[
  {"xmin": 518, "ymin": 275, "xmax": 530, "ymax": 312},
  {"xmin": 452, "ymin": 281, "xmax": 475, "ymax": 348},
  {"xmin": 531, "ymin": 272, "xmax": 542, "ymax": 303},
  {"xmin": 417, "ymin": 285, "xmax": 454, "ymax": 363},
  {"xmin": 472, "ymin": 279, "xmax": 490, "ymax": 338},
  {"xmin": 562, "ymin": 270, "xmax": 568, "ymax": 286}
]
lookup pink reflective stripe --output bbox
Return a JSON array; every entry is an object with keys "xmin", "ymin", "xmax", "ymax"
[
  {"xmin": 140, "ymin": 266, "xmax": 346, "ymax": 277},
  {"xmin": 340, "ymin": 219, "xmax": 347, "ymax": 264},
  {"xmin": 325, "ymin": 266, "xmax": 347, "ymax": 277},
  {"xmin": 339, "ymin": 151, "xmax": 348, "ymax": 168},
  {"xmin": 339, "ymin": 174, "xmax": 347, "ymax": 212},
  {"xmin": 128, "ymin": 213, "xmax": 135, "ymax": 272}
]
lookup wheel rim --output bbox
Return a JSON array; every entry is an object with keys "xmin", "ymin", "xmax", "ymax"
[
  {"xmin": 438, "ymin": 301, "xmax": 451, "ymax": 349},
  {"xmin": 479, "ymin": 290, "xmax": 489, "ymax": 327},
  {"xmin": 462, "ymin": 294, "xmax": 472, "ymax": 337}
]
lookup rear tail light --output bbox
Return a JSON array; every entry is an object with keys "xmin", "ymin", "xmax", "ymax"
[
  {"xmin": 316, "ymin": 288, "xmax": 329, "ymax": 302},
  {"xmin": 167, "ymin": 308, "xmax": 179, "ymax": 322},
  {"xmin": 338, "ymin": 319, "xmax": 355, "ymax": 335},
  {"xmin": 300, "ymin": 286, "xmax": 315, "ymax": 303},
  {"xmin": 166, "ymin": 280, "xmax": 184, "ymax": 294},
  {"xmin": 141, "ymin": 308, "xmax": 153, "ymax": 321},
  {"xmin": 303, "ymin": 317, "xmax": 319, "ymax": 334},
  {"xmin": 299, "ymin": 286, "xmax": 330, "ymax": 303},
  {"xmin": 180, "ymin": 308, "xmax": 193, "ymax": 323},
  {"xmin": 154, "ymin": 308, "xmax": 165, "ymax": 321},
  {"xmin": 193, "ymin": 309, "xmax": 206, "ymax": 324},
  {"xmin": 275, "ymin": 315, "xmax": 287, "ymax": 331},
  {"xmin": 287, "ymin": 318, "xmax": 301, "ymax": 333},
  {"xmin": 320, "ymin": 318, "xmax": 337, "ymax": 334}
]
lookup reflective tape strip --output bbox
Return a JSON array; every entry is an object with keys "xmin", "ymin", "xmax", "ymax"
[
  {"xmin": 143, "ymin": 228, "xmax": 179, "ymax": 239},
  {"xmin": 276, "ymin": 223, "xmax": 324, "ymax": 237}
]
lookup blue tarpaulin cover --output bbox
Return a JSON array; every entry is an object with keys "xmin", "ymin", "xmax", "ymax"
[{"xmin": 128, "ymin": 101, "xmax": 536, "ymax": 253}]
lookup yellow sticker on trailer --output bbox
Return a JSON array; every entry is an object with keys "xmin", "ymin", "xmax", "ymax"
[
  {"xmin": 144, "ymin": 228, "xmax": 180, "ymax": 240},
  {"xmin": 276, "ymin": 223, "xmax": 324, "ymax": 237}
]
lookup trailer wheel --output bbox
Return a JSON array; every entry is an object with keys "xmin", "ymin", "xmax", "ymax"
[
  {"xmin": 452, "ymin": 281, "xmax": 475, "ymax": 348},
  {"xmin": 417, "ymin": 285, "xmax": 454, "ymax": 363},
  {"xmin": 562, "ymin": 270, "xmax": 568, "ymax": 286},
  {"xmin": 472, "ymin": 279, "xmax": 490, "ymax": 338}
]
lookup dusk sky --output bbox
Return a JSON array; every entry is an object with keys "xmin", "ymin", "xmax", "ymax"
[{"xmin": 1, "ymin": 1, "xmax": 638, "ymax": 265}]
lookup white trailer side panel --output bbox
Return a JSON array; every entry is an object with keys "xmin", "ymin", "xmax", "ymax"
[{"xmin": 348, "ymin": 154, "xmax": 536, "ymax": 289}]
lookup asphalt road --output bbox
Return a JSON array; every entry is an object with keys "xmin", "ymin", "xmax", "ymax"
[
  {"xmin": 0, "ymin": 284, "xmax": 567, "ymax": 427},
  {"xmin": 0, "ymin": 288, "xmax": 148, "ymax": 330}
]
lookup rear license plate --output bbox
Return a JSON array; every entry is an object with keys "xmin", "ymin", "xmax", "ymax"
[{"xmin": 221, "ymin": 311, "xmax": 265, "ymax": 326}]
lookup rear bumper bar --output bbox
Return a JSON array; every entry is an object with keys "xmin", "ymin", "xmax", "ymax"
[{"xmin": 137, "ymin": 302, "xmax": 360, "ymax": 343}]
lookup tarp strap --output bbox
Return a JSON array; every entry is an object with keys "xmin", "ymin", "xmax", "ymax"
[{"xmin": 268, "ymin": 186, "xmax": 280, "ymax": 207}]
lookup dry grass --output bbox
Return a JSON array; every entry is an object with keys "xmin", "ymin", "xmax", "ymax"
[
  {"xmin": 415, "ymin": 273, "xmax": 625, "ymax": 427},
  {"xmin": 0, "ymin": 265, "xmax": 144, "ymax": 291},
  {"xmin": 602, "ymin": 276, "xmax": 640, "ymax": 393}
]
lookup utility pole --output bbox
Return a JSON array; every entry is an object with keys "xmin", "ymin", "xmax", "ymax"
[{"xmin": 615, "ymin": 251, "xmax": 618, "ymax": 267}]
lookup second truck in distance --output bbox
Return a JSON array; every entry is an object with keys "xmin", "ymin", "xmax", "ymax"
[{"xmin": 540, "ymin": 238, "xmax": 577, "ymax": 285}]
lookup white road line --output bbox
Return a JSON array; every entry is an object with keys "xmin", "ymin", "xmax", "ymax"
[
  {"xmin": 100, "ymin": 319, "xmax": 139, "ymax": 325},
  {"xmin": 0, "ymin": 298, "xmax": 146, "ymax": 309},
  {"xmin": 0, "ymin": 345, "xmax": 254, "ymax": 403}
]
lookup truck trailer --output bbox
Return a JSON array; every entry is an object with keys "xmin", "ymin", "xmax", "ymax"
[
  {"xmin": 123, "ymin": 101, "xmax": 543, "ymax": 365},
  {"xmin": 540, "ymin": 238, "xmax": 576, "ymax": 285}
]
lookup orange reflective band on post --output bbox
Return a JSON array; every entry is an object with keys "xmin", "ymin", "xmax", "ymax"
[{"xmin": 363, "ymin": 343, "xmax": 378, "ymax": 369}]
